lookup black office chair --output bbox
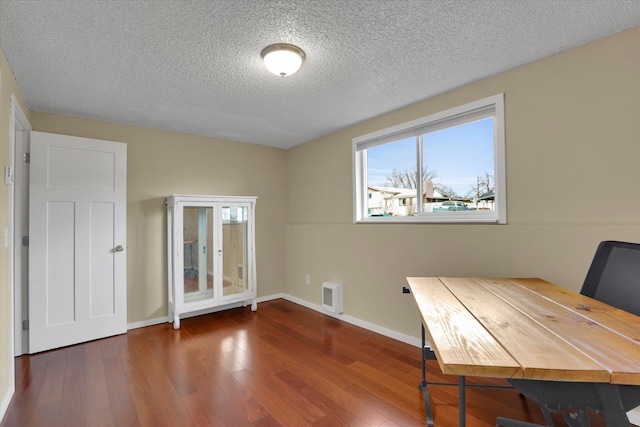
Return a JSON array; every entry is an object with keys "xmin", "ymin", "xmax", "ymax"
[
  {"xmin": 499, "ymin": 240, "xmax": 640, "ymax": 427},
  {"xmin": 580, "ymin": 240, "xmax": 640, "ymax": 316}
]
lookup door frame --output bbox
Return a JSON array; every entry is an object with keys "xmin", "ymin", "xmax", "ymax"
[{"xmin": 10, "ymin": 94, "xmax": 31, "ymax": 358}]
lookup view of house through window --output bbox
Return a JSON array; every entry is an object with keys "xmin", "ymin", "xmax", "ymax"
[{"xmin": 354, "ymin": 94, "xmax": 505, "ymax": 223}]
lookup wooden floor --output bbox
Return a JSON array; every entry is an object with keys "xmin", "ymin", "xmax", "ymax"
[{"xmin": 1, "ymin": 299, "xmax": 619, "ymax": 426}]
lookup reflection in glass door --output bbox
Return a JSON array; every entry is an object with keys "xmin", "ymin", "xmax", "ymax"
[
  {"xmin": 222, "ymin": 206, "xmax": 248, "ymax": 297},
  {"xmin": 183, "ymin": 207, "xmax": 214, "ymax": 303}
]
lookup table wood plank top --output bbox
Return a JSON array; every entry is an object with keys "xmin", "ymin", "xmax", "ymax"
[{"xmin": 407, "ymin": 276, "xmax": 640, "ymax": 385}]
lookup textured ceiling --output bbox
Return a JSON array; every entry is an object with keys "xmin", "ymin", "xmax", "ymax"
[{"xmin": 1, "ymin": 1, "xmax": 640, "ymax": 149}]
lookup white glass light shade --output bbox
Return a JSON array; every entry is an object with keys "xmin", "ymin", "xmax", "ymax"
[{"xmin": 261, "ymin": 44, "xmax": 305, "ymax": 77}]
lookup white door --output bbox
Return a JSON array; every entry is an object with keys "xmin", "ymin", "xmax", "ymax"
[{"xmin": 29, "ymin": 131, "xmax": 127, "ymax": 353}]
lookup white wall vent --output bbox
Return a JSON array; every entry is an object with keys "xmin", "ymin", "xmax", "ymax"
[{"xmin": 322, "ymin": 282, "xmax": 343, "ymax": 314}]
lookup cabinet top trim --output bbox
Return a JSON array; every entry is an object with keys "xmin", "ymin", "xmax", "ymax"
[{"xmin": 166, "ymin": 194, "xmax": 258, "ymax": 204}]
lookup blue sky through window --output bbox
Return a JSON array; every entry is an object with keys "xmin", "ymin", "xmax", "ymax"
[{"xmin": 367, "ymin": 118, "xmax": 494, "ymax": 197}]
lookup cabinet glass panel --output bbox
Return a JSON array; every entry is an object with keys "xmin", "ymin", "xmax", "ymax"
[
  {"xmin": 222, "ymin": 206, "xmax": 248, "ymax": 297},
  {"xmin": 183, "ymin": 207, "xmax": 214, "ymax": 303}
]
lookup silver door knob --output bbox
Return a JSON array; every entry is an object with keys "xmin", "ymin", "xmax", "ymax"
[{"xmin": 114, "ymin": 245, "xmax": 124, "ymax": 252}]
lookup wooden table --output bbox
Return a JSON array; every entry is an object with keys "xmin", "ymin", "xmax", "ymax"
[{"xmin": 406, "ymin": 277, "xmax": 640, "ymax": 426}]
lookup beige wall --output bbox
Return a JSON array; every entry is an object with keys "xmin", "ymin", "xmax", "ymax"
[
  {"xmin": 30, "ymin": 114, "xmax": 288, "ymax": 324},
  {"xmin": 285, "ymin": 26, "xmax": 640, "ymax": 339},
  {"xmin": 0, "ymin": 48, "xmax": 30, "ymax": 414}
]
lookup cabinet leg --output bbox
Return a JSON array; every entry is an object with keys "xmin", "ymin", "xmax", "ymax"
[
  {"xmin": 173, "ymin": 316, "xmax": 180, "ymax": 329},
  {"xmin": 251, "ymin": 301, "xmax": 257, "ymax": 311}
]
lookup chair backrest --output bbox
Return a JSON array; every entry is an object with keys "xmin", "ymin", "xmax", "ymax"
[{"xmin": 580, "ymin": 240, "xmax": 640, "ymax": 316}]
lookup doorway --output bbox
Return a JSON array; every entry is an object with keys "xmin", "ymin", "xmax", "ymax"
[{"xmin": 10, "ymin": 94, "xmax": 31, "ymax": 357}]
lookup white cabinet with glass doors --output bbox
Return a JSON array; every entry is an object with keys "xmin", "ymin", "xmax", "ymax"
[{"xmin": 166, "ymin": 194, "xmax": 257, "ymax": 329}]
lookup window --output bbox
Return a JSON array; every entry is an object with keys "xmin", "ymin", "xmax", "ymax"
[{"xmin": 353, "ymin": 94, "xmax": 506, "ymax": 223}]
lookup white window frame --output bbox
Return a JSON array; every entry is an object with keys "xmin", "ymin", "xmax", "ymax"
[{"xmin": 352, "ymin": 93, "xmax": 506, "ymax": 224}]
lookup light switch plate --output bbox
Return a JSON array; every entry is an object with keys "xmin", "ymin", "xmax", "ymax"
[{"xmin": 4, "ymin": 166, "xmax": 14, "ymax": 184}]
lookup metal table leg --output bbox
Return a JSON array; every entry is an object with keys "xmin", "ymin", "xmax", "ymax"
[
  {"xmin": 419, "ymin": 324, "xmax": 511, "ymax": 426},
  {"xmin": 420, "ymin": 325, "xmax": 434, "ymax": 427},
  {"xmin": 459, "ymin": 375, "xmax": 466, "ymax": 426}
]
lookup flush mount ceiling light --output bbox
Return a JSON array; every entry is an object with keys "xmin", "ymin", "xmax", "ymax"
[{"xmin": 261, "ymin": 43, "xmax": 306, "ymax": 77}]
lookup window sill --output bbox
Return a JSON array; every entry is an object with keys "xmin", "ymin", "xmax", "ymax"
[{"xmin": 356, "ymin": 211, "xmax": 503, "ymax": 224}]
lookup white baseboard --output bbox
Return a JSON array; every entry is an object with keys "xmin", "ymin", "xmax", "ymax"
[
  {"xmin": 126, "ymin": 296, "xmax": 283, "ymax": 330},
  {"xmin": 257, "ymin": 293, "xmax": 285, "ymax": 303},
  {"xmin": 127, "ymin": 316, "xmax": 170, "ymax": 330},
  {"xmin": 126, "ymin": 293, "xmax": 421, "ymax": 348},
  {"xmin": 127, "ymin": 303, "xmax": 245, "ymax": 330},
  {"xmin": 280, "ymin": 294, "xmax": 421, "ymax": 348},
  {"xmin": 1, "ymin": 384, "xmax": 14, "ymax": 425}
]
